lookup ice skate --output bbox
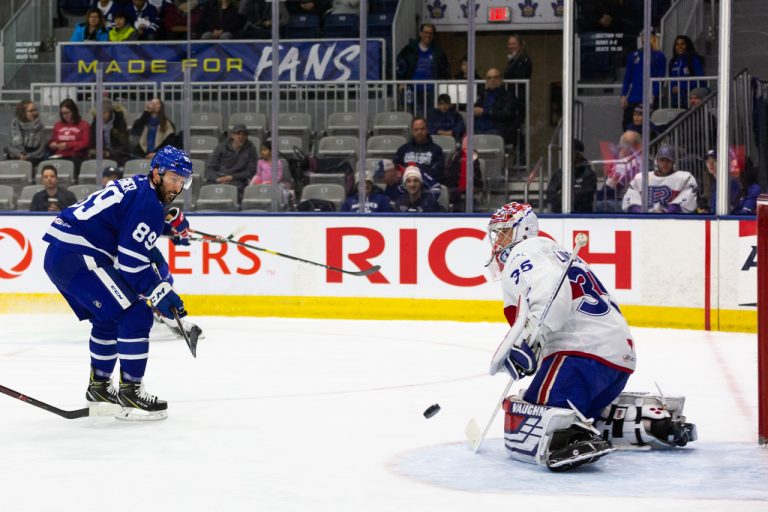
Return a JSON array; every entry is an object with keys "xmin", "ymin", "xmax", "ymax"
[
  {"xmin": 85, "ymin": 369, "xmax": 122, "ymax": 415},
  {"xmin": 546, "ymin": 426, "xmax": 615, "ymax": 472},
  {"xmin": 116, "ymin": 378, "xmax": 168, "ymax": 421}
]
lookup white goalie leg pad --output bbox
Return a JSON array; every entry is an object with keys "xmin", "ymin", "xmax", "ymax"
[
  {"xmin": 595, "ymin": 391, "xmax": 697, "ymax": 449},
  {"xmin": 502, "ymin": 396, "xmax": 611, "ymax": 470}
]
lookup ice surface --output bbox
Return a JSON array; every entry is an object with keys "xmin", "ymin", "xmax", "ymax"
[{"xmin": 0, "ymin": 315, "xmax": 765, "ymax": 512}]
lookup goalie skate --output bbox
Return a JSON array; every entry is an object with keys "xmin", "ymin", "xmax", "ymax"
[{"xmin": 115, "ymin": 379, "xmax": 168, "ymax": 422}]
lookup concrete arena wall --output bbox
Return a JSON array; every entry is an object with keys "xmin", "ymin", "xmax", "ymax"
[{"xmin": 0, "ymin": 213, "xmax": 757, "ymax": 333}]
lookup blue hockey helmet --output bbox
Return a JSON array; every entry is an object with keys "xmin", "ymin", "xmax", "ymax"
[{"xmin": 150, "ymin": 146, "xmax": 193, "ymax": 190}]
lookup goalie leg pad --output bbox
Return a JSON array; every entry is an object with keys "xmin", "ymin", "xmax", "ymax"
[
  {"xmin": 595, "ymin": 391, "xmax": 697, "ymax": 449},
  {"xmin": 502, "ymin": 396, "xmax": 614, "ymax": 471}
]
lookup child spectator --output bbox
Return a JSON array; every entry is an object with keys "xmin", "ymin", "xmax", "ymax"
[
  {"xmin": 8, "ymin": 100, "xmax": 45, "ymax": 167},
  {"xmin": 341, "ymin": 170, "xmax": 391, "ymax": 213},
  {"xmin": 428, "ymin": 94, "xmax": 465, "ymax": 142},
  {"xmin": 251, "ymin": 140, "xmax": 284, "ymax": 185},
  {"xmin": 394, "ymin": 165, "xmax": 443, "ymax": 213},
  {"xmin": 109, "ymin": 11, "xmax": 138, "ymax": 41}
]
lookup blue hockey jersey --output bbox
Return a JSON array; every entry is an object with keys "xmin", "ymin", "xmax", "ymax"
[{"xmin": 43, "ymin": 175, "xmax": 165, "ymax": 296}]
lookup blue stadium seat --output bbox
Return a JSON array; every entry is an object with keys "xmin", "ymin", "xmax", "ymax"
[
  {"xmin": 324, "ymin": 14, "xmax": 359, "ymax": 38},
  {"xmin": 284, "ymin": 15, "xmax": 321, "ymax": 39},
  {"xmin": 371, "ymin": 0, "xmax": 399, "ymax": 14}
]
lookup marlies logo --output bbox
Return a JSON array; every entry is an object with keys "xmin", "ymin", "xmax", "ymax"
[
  {"xmin": 426, "ymin": 0, "xmax": 446, "ymax": 19},
  {"xmin": 0, "ymin": 228, "xmax": 33, "ymax": 279}
]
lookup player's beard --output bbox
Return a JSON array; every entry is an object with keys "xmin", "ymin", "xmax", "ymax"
[{"xmin": 154, "ymin": 175, "xmax": 181, "ymax": 204}]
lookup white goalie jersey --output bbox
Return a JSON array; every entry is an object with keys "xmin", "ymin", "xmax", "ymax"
[{"xmin": 500, "ymin": 236, "xmax": 636, "ymax": 373}]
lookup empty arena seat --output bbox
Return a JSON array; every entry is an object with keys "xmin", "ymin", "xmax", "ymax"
[
  {"xmin": 366, "ymin": 135, "xmax": 406, "ymax": 159},
  {"xmin": 326, "ymin": 112, "xmax": 361, "ymax": 137},
  {"xmin": 79, "ymin": 159, "xmax": 117, "ymax": 184},
  {"xmin": 69, "ymin": 184, "xmax": 100, "ymax": 202},
  {"xmin": 16, "ymin": 185, "xmax": 43, "ymax": 210},
  {"xmin": 189, "ymin": 112, "xmax": 223, "ymax": 137},
  {"xmin": 195, "ymin": 184, "xmax": 239, "ymax": 211},
  {"xmin": 300, "ymin": 183, "xmax": 346, "ymax": 211},
  {"xmin": 373, "ymin": 111, "xmax": 412, "ymax": 138},
  {"xmin": 323, "ymin": 14, "xmax": 359, "ymax": 38}
]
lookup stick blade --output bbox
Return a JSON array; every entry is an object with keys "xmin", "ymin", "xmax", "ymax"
[
  {"xmin": 348, "ymin": 265, "xmax": 381, "ymax": 277},
  {"xmin": 465, "ymin": 418, "xmax": 483, "ymax": 452}
]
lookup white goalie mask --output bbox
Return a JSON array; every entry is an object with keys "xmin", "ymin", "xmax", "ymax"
[{"xmin": 486, "ymin": 202, "xmax": 539, "ymax": 281}]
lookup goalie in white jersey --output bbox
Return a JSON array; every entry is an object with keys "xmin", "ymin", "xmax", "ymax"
[{"xmin": 485, "ymin": 203, "xmax": 696, "ymax": 471}]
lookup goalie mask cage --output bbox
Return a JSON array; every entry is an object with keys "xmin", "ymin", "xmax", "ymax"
[{"xmin": 757, "ymin": 195, "xmax": 768, "ymax": 445}]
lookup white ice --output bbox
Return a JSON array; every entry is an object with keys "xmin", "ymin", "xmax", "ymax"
[{"xmin": 0, "ymin": 315, "xmax": 765, "ymax": 512}]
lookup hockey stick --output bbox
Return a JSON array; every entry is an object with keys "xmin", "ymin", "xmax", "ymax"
[
  {"xmin": 171, "ymin": 307, "xmax": 197, "ymax": 358},
  {"xmin": 0, "ymin": 384, "xmax": 99, "ymax": 419},
  {"xmin": 466, "ymin": 233, "xmax": 589, "ymax": 453},
  {"xmin": 187, "ymin": 228, "xmax": 382, "ymax": 277}
]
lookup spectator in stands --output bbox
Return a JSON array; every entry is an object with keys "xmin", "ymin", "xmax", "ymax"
[
  {"xmin": 393, "ymin": 117, "xmax": 445, "ymax": 189},
  {"xmin": 620, "ymin": 33, "xmax": 666, "ymax": 130},
  {"xmin": 329, "ymin": 0, "xmax": 361, "ymax": 14},
  {"xmin": 428, "ymin": 93, "xmax": 465, "ymax": 142},
  {"xmin": 206, "ymin": 124, "xmax": 258, "ymax": 199},
  {"xmin": 163, "ymin": 0, "xmax": 204, "ymax": 40},
  {"xmin": 7, "ymin": 100, "xmax": 45, "ymax": 168},
  {"xmin": 93, "ymin": 0, "xmax": 122, "ymax": 28},
  {"xmin": 48, "ymin": 99, "xmax": 91, "ymax": 173},
  {"xmin": 688, "ymin": 86, "xmax": 710, "ymax": 109},
  {"xmin": 701, "ymin": 149, "xmax": 738, "ymax": 213},
  {"xmin": 730, "ymin": 155, "xmax": 761, "ymax": 215},
  {"xmin": 474, "ymin": 68, "xmax": 517, "ymax": 145},
  {"xmin": 238, "ymin": 0, "xmax": 289, "ymax": 38},
  {"xmin": 30, "ymin": 165, "xmax": 77, "ymax": 212},
  {"xmin": 70, "ymin": 8, "xmax": 110, "ymax": 41},
  {"xmin": 394, "ymin": 165, "xmax": 442, "ymax": 213},
  {"xmin": 504, "ymin": 34, "xmax": 532, "ymax": 81},
  {"xmin": 396, "ymin": 23, "xmax": 450, "ymax": 116},
  {"xmin": 109, "ymin": 11, "xmax": 138, "ymax": 41},
  {"xmin": 595, "ymin": 130, "xmax": 644, "ymax": 212},
  {"xmin": 341, "ymin": 170, "xmax": 391, "ymax": 213},
  {"xmin": 286, "ymin": 1, "xmax": 331, "ymax": 16},
  {"xmin": 444, "ymin": 136, "xmax": 482, "ymax": 212},
  {"xmin": 668, "ymin": 35, "xmax": 705, "ymax": 109},
  {"xmin": 101, "ymin": 165, "xmax": 123, "ymax": 188},
  {"xmin": 545, "ymin": 139, "xmax": 597, "ymax": 213},
  {"xmin": 453, "ymin": 55, "xmax": 479, "ymax": 80},
  {"xmin": 372, "ymin": 158, "xmax": 403, "ymax": 206},
  {"xmin": 131, "ymin": 98, "xmax": 177, "ymax": 159},
  {"xmin": 622, "ymin": 145, "xmax": 698, "ymax": 213},
  {"xmin": 250, "ymin": 139, "xmax": 284, "ymax": 185},
  {"xmin": 128, "ymin": 0, "xmax": 161, "ymax": 40},
  {"xmin": 88, "ymin": 99, "xmax": 131, "ymax": 167},
  {"xmin": 625, "ymin": 105, "xmax": 644, "ymax": 134},
  {"xmin": 201, "ymin": 0, "xmax": 245, "ymax": 39}
]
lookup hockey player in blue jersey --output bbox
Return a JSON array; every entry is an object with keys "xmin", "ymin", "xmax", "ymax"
[{"xmin": 42, "ymin": 145, "xmax": 194, "ymax": 421}]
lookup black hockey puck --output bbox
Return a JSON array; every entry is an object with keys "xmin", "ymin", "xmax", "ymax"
[{"xmin": 423, "ymin": 403, "xmax": 441, "ymax": 419}]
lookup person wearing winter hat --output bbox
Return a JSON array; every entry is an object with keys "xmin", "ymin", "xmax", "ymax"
[{"xmin": 394, "ymin": 165, "xmax": 443, "ymax": 213}]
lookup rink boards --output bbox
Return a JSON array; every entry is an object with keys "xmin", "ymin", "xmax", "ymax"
[{"xmin": 0, "ymin": 213, "xmax": 756, "ymax": 332}]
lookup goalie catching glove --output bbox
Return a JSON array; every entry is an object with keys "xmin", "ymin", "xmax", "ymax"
[{"xmin": 163, "ymin": 207, "xmax": 190, "ymax": 246}]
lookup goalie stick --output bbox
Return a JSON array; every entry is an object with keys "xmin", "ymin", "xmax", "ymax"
[
  {"xmin": 0, "ymin": 384, "xmax": 114, "ymax": 420},
  {"xmin": 465, "ymin": 233, "xmax": 589, "ymax": 452},
  {"xmin": 187, "ymin": 228, "xmax": 382, "ymax": 277}
]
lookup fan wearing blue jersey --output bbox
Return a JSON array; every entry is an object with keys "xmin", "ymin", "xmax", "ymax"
[{"xmin": 42, "ymin": 145, "xmax": 194, "ymax": 421}]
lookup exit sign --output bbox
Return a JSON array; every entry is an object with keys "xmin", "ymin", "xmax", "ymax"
[{"xmin": 488, "ymin": 6, "xmax": 511, "ymax": 23}]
